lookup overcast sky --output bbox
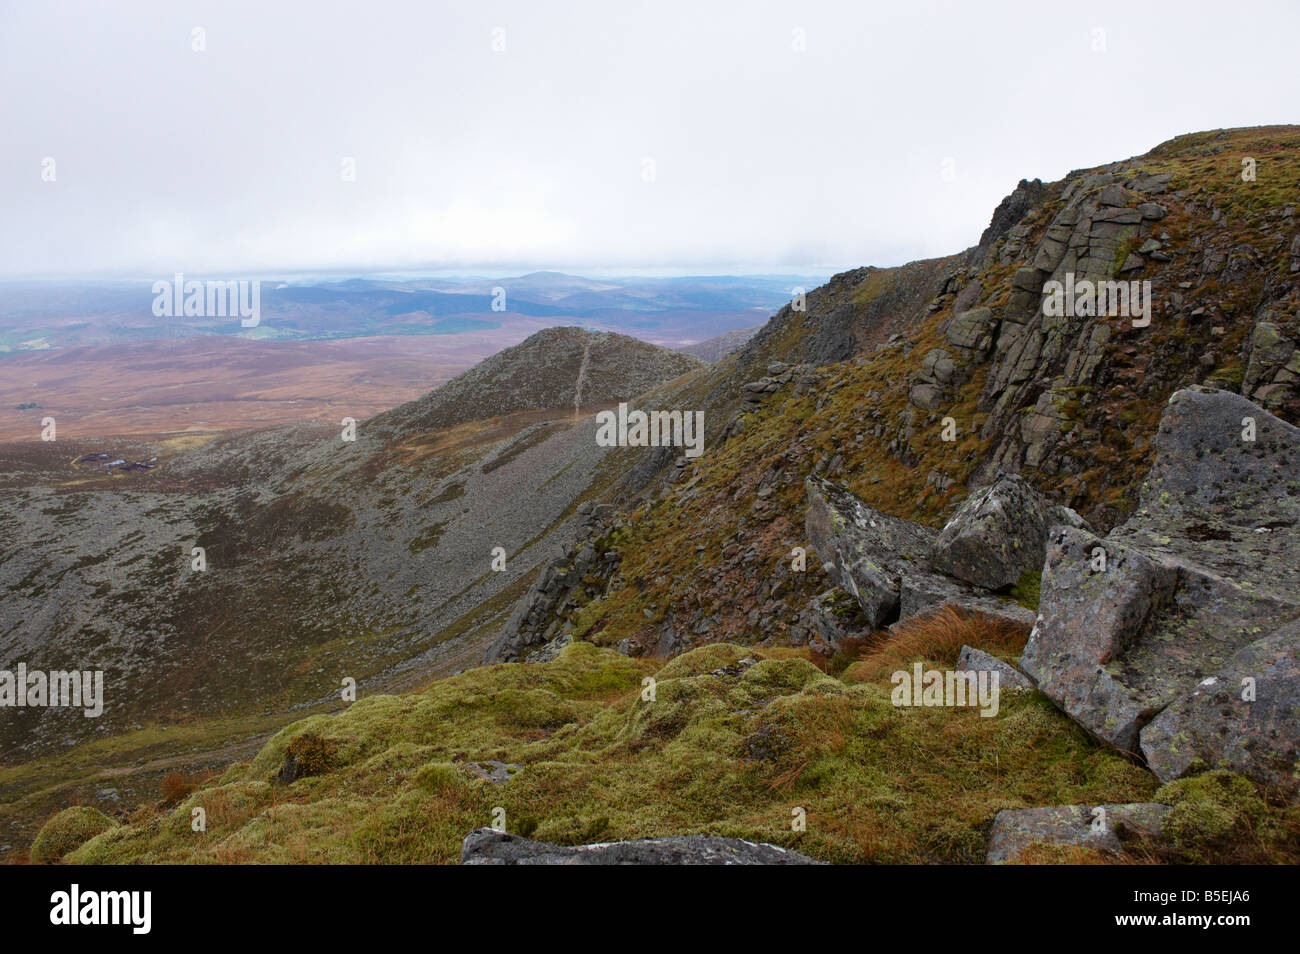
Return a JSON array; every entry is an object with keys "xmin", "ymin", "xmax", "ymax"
[{"xmin": 2, "ymin": 0, "xmax": 1297, "ymax": 280}]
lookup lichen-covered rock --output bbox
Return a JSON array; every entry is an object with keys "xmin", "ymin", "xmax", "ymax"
[
  {"xmin": 806, "ymin": 476, "xmax": 1040, "ymax": 630},
  {"xmin": 1141, "ymin": 622, "xmax": 1300, "ymax": 794},
  {"xmin": 804, "ymin": 475, "xmax": 935, "ymax": 627},
  {"xmin": 461, "ymin": 828, "xmax": 822, "ymax": 865},
  {"xmin": 897, "ymin": 573, "xmax": 1036, "ymax": 628},
  {"xmin": 928, "ymin": 473, "xmax": 1084, "ymax": 590},
  {"xmin": 1019, "ymin": 526, "xmax": 1180, "ymax": 752},
  {"xmin": 986, "ymin": 802, "xmax": 1170, "ymax": 864},
  {"xmin": 945, "ymin": 306, "xmax": 996, "ymax": 358},
  {"xmin": 957, "ymin": 645, "xmax": 1035, "ymax": 690},
  {"xmin": 800, "ymin": 588, "xmax": 871, "ymax": 653},
  {"xmin": 1021, "ymin": 388, "xmax": 1300, "ymax": 779}
]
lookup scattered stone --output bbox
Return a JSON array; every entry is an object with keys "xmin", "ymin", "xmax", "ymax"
[
  {"xmin": 467, "ymin": 761, "xmax": 522, "ymax": 786},
  {"xmin": 986, "ymin": 803, "xmax": 1170, "ymax": 864},
  {"xmin": 460, "ymin": 828, "xmax": 823, "ymax": 865},
  {"xmin": 957, "ymin": 645, "xmax": 1035, "ymax": 690}
]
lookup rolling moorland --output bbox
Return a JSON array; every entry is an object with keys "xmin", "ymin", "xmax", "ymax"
[
  {"xmin": 7, "ymin": 126, "xmax": 1300, "ymax": 864},
  {"xmin": 0, "ymin": 273, "xmax": 795, "ymax": 440}
]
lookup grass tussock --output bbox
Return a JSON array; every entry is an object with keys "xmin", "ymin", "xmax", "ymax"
[{"xmin": 841, "ymin": 606, "xmax": 1031, "ymax": 684}]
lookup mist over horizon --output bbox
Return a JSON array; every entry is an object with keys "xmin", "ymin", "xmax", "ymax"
[{"xmin": 6, "ymin": 0, "xmax": 1300, "ymax": 280}]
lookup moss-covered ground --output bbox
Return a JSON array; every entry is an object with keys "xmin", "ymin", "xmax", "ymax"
[{"xmin": 32, "ymin": 629, "xmax": 1293, "ymax": 865}]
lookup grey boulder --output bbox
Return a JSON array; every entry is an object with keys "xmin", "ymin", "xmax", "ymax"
[
  {"xmin": 957, "ymin": 645, "xmax": 1035, "ymax": 691},
  {"xmin": 805, "ymin": 475, "xmax": 934, "ymax": 628},
  {"xmin": 1141, "ymin": 621, "xmax": 1300, "ymax": 793},
  {"xmin": 928, "ymin": 472, "xmax": 1085, "ymax": 590},
  {"xmin": 1020, "ymin": 388, "xmax": 1300, "ymax": 788},
  {"xmin": 461, "ymin": 828, "xmax": 822, "ymax": 865},
  {"xmin": 986, "ymin": 803, "xmax": 1170, "ymax": 864}
]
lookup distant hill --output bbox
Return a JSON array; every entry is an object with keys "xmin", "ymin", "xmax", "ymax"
[
  {"xmin": 676, "ymin": 324, "xmax": 762, "ymax": 362},
  {"xmin": 371, "ymin": 326, "xmax": 703, "ymax": 438}
]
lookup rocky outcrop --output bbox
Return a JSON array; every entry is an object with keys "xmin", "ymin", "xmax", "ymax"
[
  {"xmin": 985, "ymin": 803, "xmax": 1170, "ymax": 864},
  {"xmin": 928, "ymin": 473, "xmax": 1085, "ymax": 590},
  {"xmin": 978, "ymin": 177, "xmax": 1046, "ymax": 249},
  {"xmin": 804, "ymin": 475, "xmax": 1036, "ymax": 630},
  {"xmin": 1021, "ymin": 388, "xmax": 1300, "ymax": 791},
  {"xmin": 795, "ymin": 588, "xmax": 872, "ymax": 654},
  {"xmin": 460, "ymin": 828, "xmax": 822, "ymax": 865},
  {"xmin": 484, "ymin": 502, "xmax": 618, "ymax": 663},
  {"xmin": 742, "ymin": 361, "xmax": 816, "ymax": 405},
  {"xmin": 1243, "ymin": 319, "xmax": 1300, "ymax": 417}
]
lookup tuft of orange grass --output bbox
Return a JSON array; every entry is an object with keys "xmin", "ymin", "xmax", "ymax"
[
  {"xmin": 844, "ymin": 605, "xmax": 1031, "ymax": 683},
  {"xmin": 159, "ymin": 769, "xmax": 218, "ymax": 807}
]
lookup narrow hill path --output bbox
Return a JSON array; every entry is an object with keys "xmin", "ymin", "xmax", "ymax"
[{"xmin": 573, "ymin": 340, "xmax": 592, "ymax": 414}]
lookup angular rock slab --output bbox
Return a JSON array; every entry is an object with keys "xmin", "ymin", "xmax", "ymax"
[
  {"xmin": 957, "ymin": 645, "xmax": 1035, "ymax": 691},
  {"xmin": 929, "ymin": 473, "xmax": 1084, "ymax": 591},
  {"xmin": 1021, "ymin": 388, "xmax": 1300, "ymax": 774},
  {"xmin": 806, "ymin": 476, "xmax": 1037, "ymax": 631},
  {"xmin": 461, "ymin": 828, "xmax": 822, "ymax": 865},
  {"xmin": 1141, "ymin": 621, "xmax": 1300, "ymax": 793},
  {"xmin": 898, "ymin": 573, "xmax": 1036, "ymax": 628},
  {"xmin": 805, "ymin": 475, "xmax": 935, "ymax": 628},
  {"xmin": 986, "ymin": 803, "xmax": 1170, "ymax": 864},
  {"xmin": 1020, "ymin": 526, "xmax": 1181, "ymax": 752}
]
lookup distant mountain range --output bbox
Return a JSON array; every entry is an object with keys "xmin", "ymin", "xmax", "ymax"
[{"xmin": 0, "ymin": 271, "xmax": 827, "ymax": 352}]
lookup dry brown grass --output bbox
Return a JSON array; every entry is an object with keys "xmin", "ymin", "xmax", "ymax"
[
  {"xmin": 842, "ymin": 605, "xmax": 1031, "ymax": 684},
  {"xmin": 159, "ymin": 769, "xmax": 218, "ymax": 806}
]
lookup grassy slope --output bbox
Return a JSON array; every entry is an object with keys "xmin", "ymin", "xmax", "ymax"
[
  {"xmin": 45, "ymin": 632, "xmax": 1300, "ymax": 864},
  {"xmin": 50, "ymin": 635, "xmax": 1159, "ymax": 864}
]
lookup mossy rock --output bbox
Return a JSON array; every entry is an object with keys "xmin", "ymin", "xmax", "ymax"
[
  {"xmin": 31, "ymin": 806, "xmax": 117, "ymax": 864},
  {"xmin": 1155, "ymin": 771, "xmax": 1267, "ymax": 860},
  {"xmin": 274, "ymin": 731, "xmax": 338, "ymax": 784},
  {"xmin": 654, "ymin": 643, "xmax": 752, "ymax": 680}
]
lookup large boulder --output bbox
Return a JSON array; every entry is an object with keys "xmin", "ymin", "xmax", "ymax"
[
  {"xmin": 1141, "ymin": 621, "xmax": 1300, "ymax": 792},
  {"xmin": 928, "ymin": 473, "xmax": 1085, "ymax": 590},
  {"xmin": 804, "ymin": 475, "xmax": 935, "ymax": 628},
  {"xmin": 1020, "ymin": 388, "xmax": 1300, "ymax": 791},
  {"xmin": 986, "ymin": 803, "xmax": 1170, "ymax": 864},
  {"xmin": 460, "ymin": 828, "xmax": 822, "ymax": 865},
  {"xmin": 805, "ymin": 475, "xmax": 1036, "ymax": 630}
]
